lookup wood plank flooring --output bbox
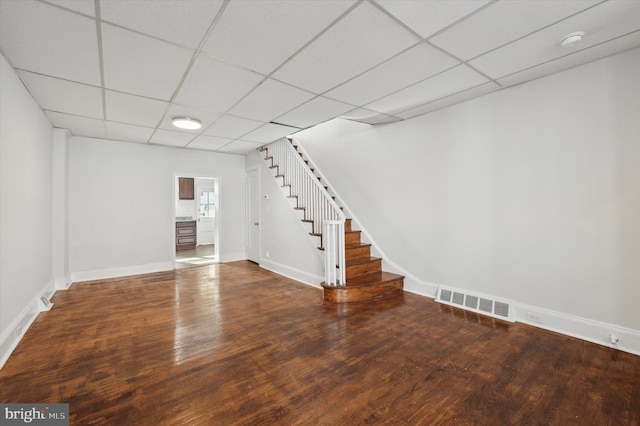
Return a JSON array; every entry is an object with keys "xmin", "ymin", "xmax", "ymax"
[{"xmin": 1, "ymin": 261, "xmax": 638, "ymax": 425}]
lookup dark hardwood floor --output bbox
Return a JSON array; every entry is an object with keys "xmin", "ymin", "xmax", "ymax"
[{"xmin": 1, "ymin": 261, "xmax": 638, "ymax": 425}]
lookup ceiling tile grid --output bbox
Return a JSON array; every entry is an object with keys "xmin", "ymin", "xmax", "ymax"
[
  {"xmin": 105, "ymin": 122, "xmax": 155, "ymax": 143},
  {"xmin": 18, "ymin": 71, "xmax": 104, "ymax": 119},
  {"xmin": 429, "ymin": 0, "xmax": 601, "ymax": 61},
  {"xmin": 204, "ymin": 114, "xmax": 264, "ymax": 139},
  {"xmin": 201, "ymin": 0, "xmax": 356, "ymax": 74},
  {"xmin": 105, "ymin": 90, "xmax": 169, "ymax": 128},
  {"xmin": 42, "ymin": 0, "xmax": 95, "ymax": 17},
  {"xmin": 45, "ymin": 111, "xmax": 106, "ymax": 140},
  {"xmin": 99, "ymin": 0, "xmax": 224, "ymax": 49},
  {"xmin": 469, "ymin": 0, "xmax": 640, "ymax": 80},
  {"xmin": 229, "ymin": 78, "xmax": 316, "ymax": 122},
  {"xmin": 101, "ymin": 23, "xmax": 195, "ymax": 100},
  {"xmin": 0, "ymin": 0, "xmax": 101, "ymax": 85},
  {"xmin": 173, "ymin": 53, "xmax": 265, "ymax": 113},
  {"xmin": 325, "ymin": 43, "xmax": 460, "ymax": 106},
  {"xmin": 365, "ymin": 65, "xmax": 489, "ymax": 115},
  {"xmin": 1, "ymin": 0, "xmax": 638, "ymax": 155},
  {"xmin": 217, "ymin": 140, "xmax": 263, "ymax": 155},
  {"xmin": 375, "ymin": 0, "xmax": 492, "ymax": 39},
  {"xmin": 275, "ymin": 96, "xmax": 356, "ymax": 129},
  {"xmin": 186, "ymin": 135, "xmax": 233, "ymax": 151},
  {"xmin": 271, "ymin": 1, "xmax": 420, "ymax": 94},
  {"xmin": 241, "ymin": 123, "xmax": 301, "ymax": 144},
  {"xmin": 149, "ymin": 129, "xmax": 196, "ymax": 148}
]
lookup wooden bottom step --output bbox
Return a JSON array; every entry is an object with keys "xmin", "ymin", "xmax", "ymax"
[{"xmin": 322, "ymin": 272, "xmax": 404, "ymax": 303}]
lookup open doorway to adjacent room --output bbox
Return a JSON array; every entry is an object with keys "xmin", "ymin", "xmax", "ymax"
[{"xmin": 174, "ymin": 175, "xmax": 220, "ymax": 269}]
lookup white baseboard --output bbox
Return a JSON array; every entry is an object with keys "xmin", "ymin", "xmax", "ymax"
[
  {"xmin": 70, "ymin": 261, "xmax": 174, "ymax": 283},
  {"xmin": 219, "ymin": 252, "xmax": 247, "ymax": 263},
  {"xmin": 515, "ymin": 303, "xmax": 640, "ymax": 356},
  {"xmin": 0, "ymin": 278, "xmax": 56, "ymax": 370},
  {"xmin": 395, "ymin": 277, "xmax": 640, "ymax": 357},
  {"xmin": 396, "ymin": 273, "xmax": 439, "ymax": 298},
  {"xmin": 259, "ymin": 258, "xmax": 323, "ymax": 289}
]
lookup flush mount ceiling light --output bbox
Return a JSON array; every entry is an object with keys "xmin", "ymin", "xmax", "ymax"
[
  {"xmin": 560, "ymin": 31, "xmax": 585, "ymax": 48},
  {"xmin": 172, "ymin": 116, "xmax": 202, "ymax": 130}
]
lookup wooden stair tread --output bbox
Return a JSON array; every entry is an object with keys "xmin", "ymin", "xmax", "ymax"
[
  {"xmin": 345, "ymin": 256, "xmax": 380, "ymax": 266},
  {"xmin": 345, "ymin": 243, "xmax": 370, "ymax": 249},
  {"xmin": 343, "ymin": 271, "xmax": 404, "ymax": 287}
]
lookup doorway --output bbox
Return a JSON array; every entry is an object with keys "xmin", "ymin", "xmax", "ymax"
[{"xmin": 174, "ymin": 175, "xmax": 220, "ymax": 268}]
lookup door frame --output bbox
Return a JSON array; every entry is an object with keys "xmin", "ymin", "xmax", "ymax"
[
  {"xmin": 172, "ymin": 173, "xmax": 221, "ymax": 264},
  {"xmin": 246, "ymin": 166, "xmax": 260, "ymax": 263},
  {"xmin": 196, "ymin": 181, "xmax": 217, "ymax": 245}
]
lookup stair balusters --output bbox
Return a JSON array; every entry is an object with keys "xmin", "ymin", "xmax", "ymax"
[{"xmin": 260, "ymin": 138, "xmax": 346, "ymax": 286}]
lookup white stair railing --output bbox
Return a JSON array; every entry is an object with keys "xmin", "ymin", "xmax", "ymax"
[{"xmin": 260, "ymin": 138, "xmax": 346, "ymax": 286}]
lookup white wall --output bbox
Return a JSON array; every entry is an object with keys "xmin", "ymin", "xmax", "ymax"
[
  {"xmin": 296, "ymin": 49, "xmax": 640, "ymax": 340},
  {"xmin": 0, "ymin": 53, "xmax": 54, "ymax": 363},
  {"xmin": 68, "ymin": 137, "xmax": 247, "ymax": 280},
  {"xmin": 52, "ymin": 128, "xmax": 70, "ymax": 290},
  {"xmin": 245, "ymin": 151, "xmax": 325, "ymax": 286}
]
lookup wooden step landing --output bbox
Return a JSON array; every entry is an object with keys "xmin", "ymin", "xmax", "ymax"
[{"xmin": 322, "ymin": 272, "xmax": 404, "ymax": 303}]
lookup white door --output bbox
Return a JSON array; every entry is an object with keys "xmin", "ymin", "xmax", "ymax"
[
  {"xmin": 197, "ymin": 184, "xmax": 216, "ymax": 245},
  {"xmin": 247, "ymin": 168, "xmax": 260, "ymax": 263}
]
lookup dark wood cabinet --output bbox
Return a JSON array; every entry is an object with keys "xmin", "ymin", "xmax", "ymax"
[
  {"xmin": 178, "ymin": 177, "xmax": 194, "ymax": 200},
  {"xmin": 176, "ymin": 221, "xmax": 197, "ymax": 250}
]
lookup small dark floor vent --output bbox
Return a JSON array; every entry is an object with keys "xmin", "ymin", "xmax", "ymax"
[{"xmin": 436, "ymin": 286, "xmax": 515, "ymax": 322}]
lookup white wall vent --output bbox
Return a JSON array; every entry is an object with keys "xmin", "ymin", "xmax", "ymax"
[
  {"xmin": 39, "ymin": 293, "xmax": 53, "ymax": 311},
  {"xmin": 436, "ymin": 285, "xmax": 515, "ymax": 322}
]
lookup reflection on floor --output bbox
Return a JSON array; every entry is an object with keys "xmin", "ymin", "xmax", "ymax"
[{"xmin": 176, "ymin": 244, "xmax": 216, "ymax": 269}]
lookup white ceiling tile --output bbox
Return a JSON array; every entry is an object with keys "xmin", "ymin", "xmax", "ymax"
[
  {"xmin": 242, "ymin": 123, "xmax": 300, "ymax": 144},
  {"xmin": 43, "ymin": 0, "xmax": 95, "ymax": 16},
  {"xmin": 396, "ymin": 82, "xmax": 501, "ymax": 119},
  {"xmin": 100, "ymin": 0, "xmax": 223, "ymax": 49},
  {"xmin": 203, "ymin": 115, "xmax": 263, "ymax": 139},
  {"xmin": 366, "ymin": 65, "xmax": 489, "ymax": 115},
  {"xmin": 45, "ymin": 111, "xmax": 106, "ymax": 139},
  {"xmin": 377, "ymin": 0, "xmax": 491, "ymax": 38},
  {"xmin": 159, "ymin": 105, "xmax": 222, "ymax": 132},
  {"xmin": 497, "ymin": 34, "xmax": 640, "ymax": 88},
  {"xmin": 174, "ymin": 54, "xmax": 264, "ymax": 113},
  {"xmin": 217, "ymin": 140, "xmax": 263, "ymax": 155},
  {"xmin": 149, "ymin": 129, "xmax": 196, "ymax": 147},
  {"xmin": 430, "ymin": 1, "xmax": 599, "ymax": 60},
  {"xmin": 185, "ymin": 135, "xmax": 232, "ymax": 151},
  {"xmin": 101, "ymin": 23, "xmax": 194, "ymax": 100},
  {"xmin": 325, "ymin": 43, "xmax": 460, "ymax": 106},
  {"xmin": 18, "ymin": 71, "xmax": 103, "ymax": 119},
  {"xmin": 104, "ymin": 122, "xmax": 154, "ymax": 143},
  {"xmin": 202, "ymin": 0, "xmax": 355, "ymax": 74},
  {"xmin": 0, "ymin": 0, "xmax": 100, "ymax": 85},
  {"xmin": 339, "ymin": 108, "xmax": 402, "ymax": 125},
  {"xmin": 272, "ymin": 1, "xmax": 419, "ymax": 93},
  {"xmin": 229, "ymin": 79, "xmax": 316, "ymax": 122},
  {"xmin": 469, "ymin": 0, "xmax": 640, "ymax": 79},
  {"xmin": 105, "ymin": 90, "xmax": 168, "ymax": 127},
  {"xmin": 275, "ymin": 97, "xmax": 355, "ymax": 129}
]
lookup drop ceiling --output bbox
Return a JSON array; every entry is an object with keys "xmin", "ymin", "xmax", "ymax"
[{"xmin": 1, "ymin": 0, "xmax": 639, "ymax": 155}]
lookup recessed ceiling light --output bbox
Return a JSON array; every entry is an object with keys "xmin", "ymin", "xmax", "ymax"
[
  {"xmin": 560, "ymin": 31, "xmax": 585, "ymax": 48},
  {"xmin": 172, "ymin": 117, "xmax": 202, "ymax": 130}
]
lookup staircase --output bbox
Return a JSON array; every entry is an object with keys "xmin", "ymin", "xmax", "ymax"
[{"xmin": 259, "ymin": 138, "xmax": 404, "ymax": 303}]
